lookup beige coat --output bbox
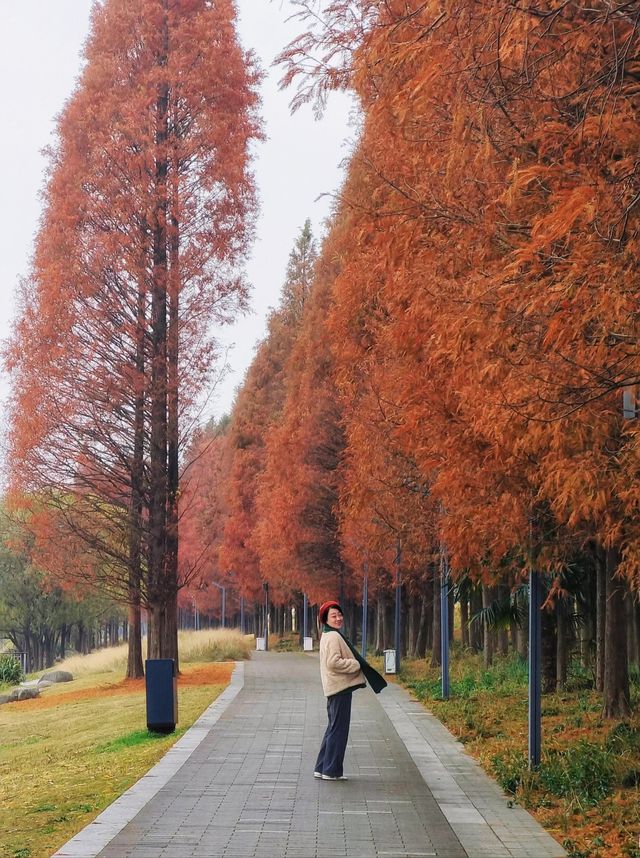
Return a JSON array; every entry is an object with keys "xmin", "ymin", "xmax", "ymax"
[{"xmin": 319, "ymin": 629, "xmax": 366, "ymax": 697}]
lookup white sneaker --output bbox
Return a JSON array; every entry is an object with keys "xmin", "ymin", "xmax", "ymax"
[
  {"xmin": 313, "ymin": 771, "xmax": 322, "ymax": 778},
  {"xmin": 321, "ymin": 774, "xmax": 348, "ymax": 780}
]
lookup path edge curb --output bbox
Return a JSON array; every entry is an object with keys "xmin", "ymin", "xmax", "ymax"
[
  {"xmin": 51, "ymin": 660, "xmax": 245, "ymax": 858},
  {"xmin": 378, "ymin": 681, "xmax": 566, "ymax": 858}
]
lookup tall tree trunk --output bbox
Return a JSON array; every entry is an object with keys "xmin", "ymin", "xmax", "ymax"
[
  {"xmin": 127, "ymin": 270, "xmax": 145, "ymax": 680},
  {"xmin": 385, "ymin": 598, "xmax": 394, "ymax": 650},
  {"xmin": 414, "ymin": 593, "xmax": 428, "ymax": 659},
  {"xmin": 374, "ymin": 596, "xmax": 383, "ymax": 653},
  {"xmin": 470, "ymin": 584, "xmax": 483, "ymax": 652},
  {"xmin": 482, "ymin": 584, "xmax": 495, "ymax": 668},
  {"xmin": 541, "ymin": 603, "xmax": 557, "ymax": 694},
  {"xmin": 164, "ymin": 160, "xmax": 180, "ymax": 672},
  {"xmin": 596, "ymin": 543, "xmax": 606, "ymax": 693},
  {"xmin": 556, "ymin": 598, "xmax": 568, "ymax": 691},
  {"xmin": 408, "ymin": 594, "xmax": 416, "ymax": 658},
  {"xmin": 296, "ymin": 594, "xmax": 304, "ymax": 644},
  {"xmin": 497, "ymin": 584, "xmax": 509, "ymax": 656},
  {"xmin": 430, "ymin": 573, "xmax": 441, "ymax": 668},
  {"xmin": 580, "ymin": 570, "xmax": 595, "ymax": 670},
  {"xmin": 348, "ymin": 599, "xmax": 357, "ymax": 642},
  {"xmin": 448, "ymin": 583, "xmax": 455, "ymax": 645},
  {"xmin": 631, "ymin": 597, "xmax": 640, "ymax": 668},
  {"xmin": 127, "ymin": 601, "xmax": 144, "ymax": 679},
  {"xmin": 602, "ymin": 546, "xmax": 631, "ymax": 718},
  {"xmin": 460, "ymin": 593, "xmax": 469, "ymax": 649},
  {"xmin": 517, "ymin": 615, "xmax": 528, "ymax": 659},
  {"xmin": 625, "ymin": 593, "xmax": 639, "ymax": 670},
  {"xmin": 424, "ymin": 573, "xmax": 434, "ymax": 655},
  {"xmin": 148, "ymin": 2, "xmax": 171, "ymax": 662}
]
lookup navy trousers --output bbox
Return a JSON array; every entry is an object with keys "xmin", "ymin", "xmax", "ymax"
[{"xmin": 314, "ymin": 692, "xmax": 352, "ymax": 777}]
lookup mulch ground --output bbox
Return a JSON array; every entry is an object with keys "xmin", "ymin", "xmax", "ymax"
[{"xmin": 5, "ymin": 662, "xmax": 234, "ymax": 711}]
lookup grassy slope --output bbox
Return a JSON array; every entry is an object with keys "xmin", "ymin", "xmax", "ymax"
[
  {"xmin": 0, "ymin": 629, "xmax": 250, "ymax": 858},
  {"xmin": 397, "ymin": 652, "xmax": 640, "ymax": 858}
]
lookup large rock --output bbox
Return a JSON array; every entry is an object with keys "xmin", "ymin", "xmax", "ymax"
[
  {"xmin": 40, "ymin": 670, "xmax": 73, "ymax": 684},
  {"xmin": 0, "ymin": 694, "xmax": 12, "ymax": 705},
  {"xmin": 9, "ymin": 686, "xmax": 40, "ymax": 701}
]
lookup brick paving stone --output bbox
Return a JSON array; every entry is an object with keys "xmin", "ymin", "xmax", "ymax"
[{"xmin": 53, "ymin": 652, "xmax": 565, "ymax": 858}]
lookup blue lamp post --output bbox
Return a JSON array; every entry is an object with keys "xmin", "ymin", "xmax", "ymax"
[
  {"xmin": 395, "ymin": 539, "xmax": 402, "ymax": 673},
  {"xmin": 440, "ymin": 545, "xmax": 450, "ymax": 700},
  {"xmin": 362, "ymin": 561, "xmax": 369, "ymax": 659}
]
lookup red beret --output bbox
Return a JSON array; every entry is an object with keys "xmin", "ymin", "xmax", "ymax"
[{"xmin": 319, "ymin": 600, "xmax": 342, "ymax": 623}]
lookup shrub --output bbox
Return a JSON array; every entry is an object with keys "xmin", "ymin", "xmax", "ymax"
[
  {"xmin": 478, "ymin": 653, "xmax": 528, "ymax": 694},
  {"xmin": 405, "ymin": 677, "xmax": 441, "ymax": 701},
  {"xmin": 274, "ymin": 634, "xmax": 297, "ymax": 652},
  {"xmin": 561, "ymin": 839, "xmax": 591, "ymax": 858},
  {"xmin": 565, "ymin": 661, "xmax": 594, "ymax": 692},
  {"xmin": 621, "ymin": 769, "xmax": 640, "ymax": 788},
  {"xmin": 405, "ymin": 652, "xmax": 528, "ymax": 701},
  {"xmin": 0, "ymin": 654, "xmax": 24, "ymax": 685},
  {"xmin": 491, "ymin": 749, "xmax": 529, "ymax": 795},
  {"xmin": 539, "ymin": 741, "xmax": 615, "ymax": 806},
  {"xmin": 605, "ymin": 721, "xmax": 640, "ymax": 754}
]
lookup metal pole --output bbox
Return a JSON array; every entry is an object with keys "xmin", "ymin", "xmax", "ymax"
[
  {"xmin": 440, "ymin": 548, "xmax": 450, "ymax": 700},
  {"xmin": 240, "ymin": 596, "xmax": 245, "ymax": 634},
  {"xmin": 264, "ymin": 583, "xmax": 269, "ymax": 651},
  {"xmin": 395, "ymin": 538, "xmax": 402, "ymax": 673},
  {"xmin": 221, "ymin": 588, "xmax": 226, "ymax": 629},
  {"xmin": 303, "ymin": 593, "xmax": 308, "ymax": 639},
  {"xmin": 528, "ymin": 568, "xmax": 542, "ymax": 768},
  {"xmin": 362, "ymin": 562, "xmax": 369, "ymax": 659}
]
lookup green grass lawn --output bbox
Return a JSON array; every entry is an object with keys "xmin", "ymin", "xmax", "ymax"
[{"xmin": 0, "ymin": 632, "xmax": 246, "ymax": 858}]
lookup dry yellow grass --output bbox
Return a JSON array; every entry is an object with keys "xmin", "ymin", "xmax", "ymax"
[{"xmin": 51, "ymin": 627, "xmax": 252, "ymax": 678}]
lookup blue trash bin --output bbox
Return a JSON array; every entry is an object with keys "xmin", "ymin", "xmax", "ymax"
[{"xmin": 145, "ymin": 658, "xmax": 177, "ymax": 733}]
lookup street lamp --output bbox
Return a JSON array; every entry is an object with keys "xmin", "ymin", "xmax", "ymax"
[
  {"xmin": 362, "ymin": 560, "xmax": 369, "ymax": 659},
  {"xmin": 440, "ymin": 545, "xmax": 450, "ymax": 700},
  {"xmin": 303, "ymin": 593, "xmax": 309, "ymax": 639},
  {"xmin": 263, "ymin": 582, "xmax": 269, "ymax": 651},
  {"xmin": 394, "ymin": 538, "xmax": 402, "ymax": 673},
  {"xmin": 528, "ymin": 516, "xmax": 542, "ymax": 769},
  {"xmin": 210, "ymin": 581, "xmax": 226, "ymax": 629}
]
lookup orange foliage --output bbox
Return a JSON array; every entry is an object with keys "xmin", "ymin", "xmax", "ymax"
[
  {"xmin": 283, "ymin": 0, "xmax": 640, "ymax": 585},
  {"xmin": 5, "ymin": 0, "xmax": 262, "ymax": 614}
]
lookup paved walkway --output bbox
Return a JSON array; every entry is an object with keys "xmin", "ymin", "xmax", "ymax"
[{"xmin": 53, "ymin": 653, "xmax": 565, "ymax": 858}]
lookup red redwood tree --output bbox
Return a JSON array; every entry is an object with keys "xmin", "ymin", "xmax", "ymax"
[
  {"xmin": 6, "ymin": 0, "xmax": 262, "ymax": 671},
  {"xmin": 220, "ymin": 223, "xmax": 318, "ymax": 605},
  {"xmin": 279, "ymin": 0, "xmax": 639, "ymax": 714}
]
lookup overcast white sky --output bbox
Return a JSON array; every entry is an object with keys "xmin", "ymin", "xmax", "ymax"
[{"xmin": 0, "ymin": 1, "xmax": 353, "ymax": 436}]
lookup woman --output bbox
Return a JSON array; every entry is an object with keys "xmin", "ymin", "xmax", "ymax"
[{"xmin": 314, "ymin": 600, "xmax": 386, "ymax": 781}]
